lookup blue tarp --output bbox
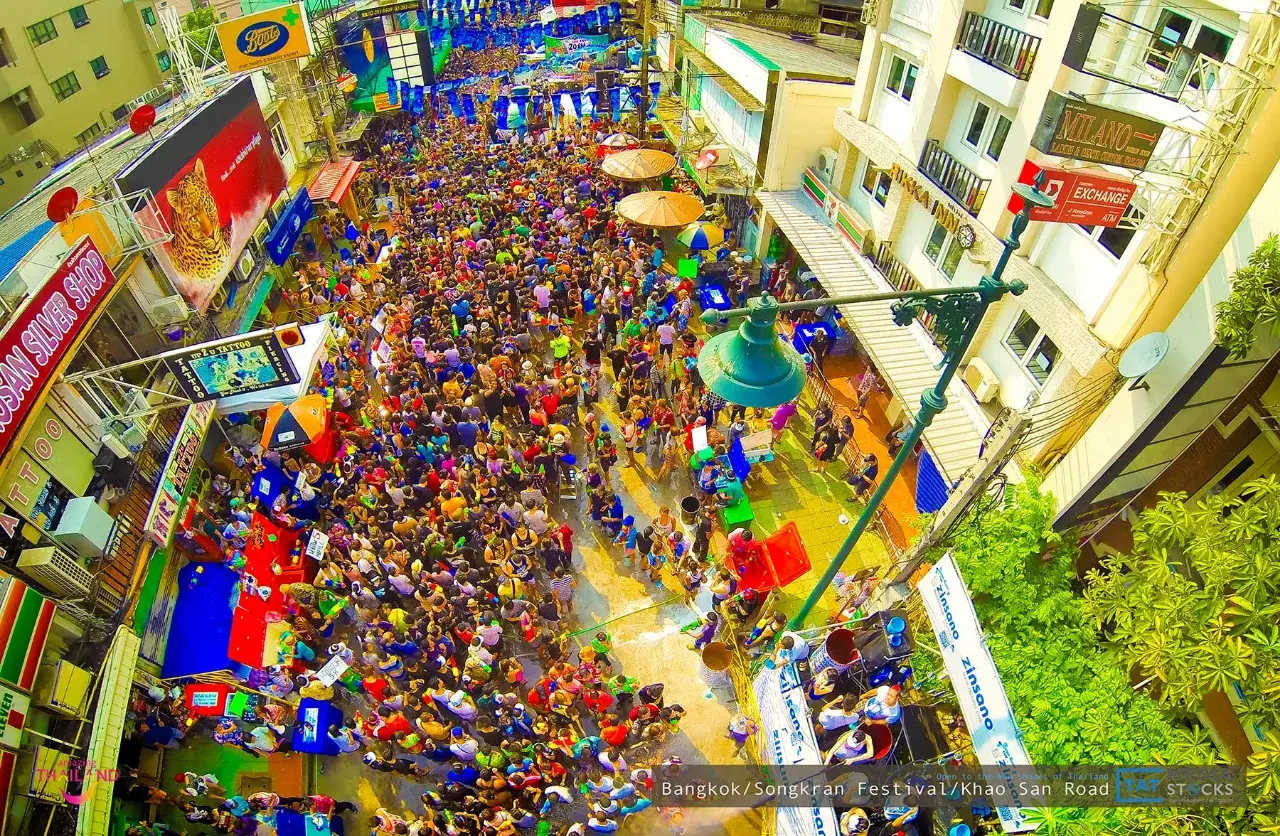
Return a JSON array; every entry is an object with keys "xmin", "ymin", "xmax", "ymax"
[
  {"xmin": 915, "ymin": 449, "xmax": 950, "ymax": 514},
  {"xmin": 0, "ymin": 221, "xmax": 53, "ymax": 279},
  {"xmin": 161, "ymin": 563, "xmax": 237, "ymax": 679}
]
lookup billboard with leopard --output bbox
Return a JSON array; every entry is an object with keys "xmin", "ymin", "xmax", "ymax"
[{"xmin": 116, "ymin": 77, "xmax": 286, "ymax": 312}]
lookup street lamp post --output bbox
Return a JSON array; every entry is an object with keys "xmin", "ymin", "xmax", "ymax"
[{"xmin": 696, "ymin": 180, "xmax": 1053, "ymax": 629}]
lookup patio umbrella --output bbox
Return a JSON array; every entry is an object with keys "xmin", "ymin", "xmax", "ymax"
[
  {"xmin": 601, "ymin": 149, "xmax": 677, "ymax": 181},
  {"xmin": 616, "ymin": 191, "xmax": 705, "ymax": 228},
  {"xmin": 597, "ymin": 132, "xmax": 640, "ymax": 158},
  {"xmin": 677, "ymin": 221, "xmax": 725, "ymax": 251},
  {"xmin": 261, "ymin": 393, "xmax": 329, "ymax": 451}
]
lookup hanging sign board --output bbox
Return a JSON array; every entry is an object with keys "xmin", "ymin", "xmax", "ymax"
[
  {"xmin": 918, "ymin": 553, "xmax": 1037, "ymax": 833},
  {"xmin": 217, "ymin": 3, "xmax": 314, "ymax": 75},
  {"xmin": 167, "ymin": 331, "xmax": 300, "ymax": 402},
  {"xmin": 1030, "ymin": 92, "xmax": 1165, "ymax": 171},
  {"xmin": 1008, "ymin": 161, "xmax": 1137, "ymax": 227}
]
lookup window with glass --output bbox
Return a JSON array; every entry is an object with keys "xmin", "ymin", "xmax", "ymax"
[
  {"xmin": 1031, "ymin": 0, "xmax": 1053, "ymax": 18},
  {"xmin": 860, "ymin": 163, "xmax": 891, "ymax": 207},
  {"xmin": 268, "ymin": 114, "xmax": 290, "ymax": 158},
  {"xmin": 90, "ymin": 55, "xmax": 109, "ymax": 78},
  {"xmin": 1004, "ymin": 311, "xmax": 1059, "ymax": 386},
  {"xmin": 1148, "ymin": 9, "xmax": 1193, "ymax": 72},
  {"xmin": 963, "ymin": 102, "xmax": 990, "ymax": 149},
  {"xmin": 69, "ymin": 5, "xmax": 89, "ymax": 27},
  {"xmin": 141, "ymin": 6, "xmax": 157, "ymax": 25},
  {"xmin": 985, "ymin": 115, "xmax": 1012, "ymax": 161},
  {"xmin": 111, "ymin": 103, "xmax": 129, "ymax": 120},
  {"xmin": 157, "ymin": 49, "xmax": 172, "ymax": 72},
  {"xmin": 885, "ymin": 55, "xmax": 920, "ymax": 102},
  {"xmin": 1075, "ymin": 204, "xmax": 1145, "ymax": 259},
  {"xmin": 923, "ymin": 220, "xmax": 964, "ymax": 280},
  {"xmin": 819, "ymin": 5, "xmax": 862, "ymax": 38},
  {"xmin": 75, "ymin": 122, "xmax": 101, "ymax": 146},
  {"xmin": 50, "ymin": 71, "xmax": 80, "ymax": 101},
  {"xmin": 26, "ymin": 18, "xmax": 57, "ymax": 45}
]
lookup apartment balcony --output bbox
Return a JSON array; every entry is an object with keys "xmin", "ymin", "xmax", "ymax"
[
  {"xmin": 946, "ymin": 12, "xmax": 1040, "ymax": 107},
  {"xmin": 869, "ymin": 241, "xmax": 948, "ymax": 351},
  {"xmin": 919, "ymin": 139, "xmax": 988, "ymax": 216}
]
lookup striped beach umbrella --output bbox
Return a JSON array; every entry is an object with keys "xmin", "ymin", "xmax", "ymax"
[{"xmin": 677, "ymin": 221, "xmax": 726, "ymax": 251}]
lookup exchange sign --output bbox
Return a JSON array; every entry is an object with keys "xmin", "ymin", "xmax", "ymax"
[{"xmin": 1008, "ymin": 161, "xmax": 1137, "ymax": 227}]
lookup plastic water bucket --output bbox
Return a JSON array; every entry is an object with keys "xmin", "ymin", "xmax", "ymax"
[
  {"xmin": 886, "ymin": 616, "xmax": 906, "ymax": 635},
  {"xmin": 949, "ymin": 826, "xmax": 971, "ymax": 836},
  {"xmin": 809, "ymin": 627, "xmax": 856, "ymax": 674},
  {"xmin": 680, "ymin": 496, "xmax": 700, "ymax": 526},
  {"xmin": 698, "ymin": 641, "xmax": 733, "ymax": 688}
]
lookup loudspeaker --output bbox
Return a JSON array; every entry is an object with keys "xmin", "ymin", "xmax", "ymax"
[{"xmin": 595, "ymin": 70, "xmax": 616, "ymax": 97}]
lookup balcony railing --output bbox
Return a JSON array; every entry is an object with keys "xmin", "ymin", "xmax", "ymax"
[
  {"xmin": 919, "ymin": 139, "xmax": 989, "ymax": 216},
  {"xmin": 956, "ymin": 11, "xmax": 1040, "ymax": 81},
  {"xmin": 870, "ymin": 241, "xmax": 948, "ymax": 351}
]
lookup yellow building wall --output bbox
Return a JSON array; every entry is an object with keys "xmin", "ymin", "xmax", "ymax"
[{"xmin": 0, "ymin": 0, "xmax": 174, "ymax": 211}]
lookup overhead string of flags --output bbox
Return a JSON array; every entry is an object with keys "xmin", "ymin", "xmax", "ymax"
[{"xmin": 376, "ymin": 0, "xmax": 655, "ymax": 128}]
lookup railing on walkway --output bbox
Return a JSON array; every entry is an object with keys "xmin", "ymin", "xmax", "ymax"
[
  {"xmin": 869, "ymin": 240, "xmax": 948, "ymax": 352},
  {"xmin": 956, "ymin": 11, "xmax": 1040, "ymax": 80},
  {"xmin": 919, "ymin": 139, "xmax": 989, "ymax": 216}
]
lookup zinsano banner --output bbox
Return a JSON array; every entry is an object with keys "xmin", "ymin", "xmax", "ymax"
[{"xmin": 217, "ymin": 3, "xmax": 314, "ymax": 74}]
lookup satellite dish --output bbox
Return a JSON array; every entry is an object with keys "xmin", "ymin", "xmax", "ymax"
[
  {"xmin": 129, "ymin": 104, "xmax": 157, "ymax": 135},
  {"xmin": 46, "ymin": 187, "xmax": 79, "ymax": 223},
  {"xmin": 1118, "ymin": 331, "xmax": 1170, "ymax": 391}
]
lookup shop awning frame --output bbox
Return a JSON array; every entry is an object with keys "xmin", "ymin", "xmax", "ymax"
[
  {"xmin": 308, "ymin": 159, "xmax": 362, "ymax": 205},
  {"xmin": 682, "ymin": 45, "xmax": 766, "ymax": 113},
  {"xmin": 76, "ymin": 626, "xmax": 141, "ymax": 836}
]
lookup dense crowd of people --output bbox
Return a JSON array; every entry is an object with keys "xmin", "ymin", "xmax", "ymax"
[{"xmin": 136, "ymin": 82, "xmax": 807, "ymax": 835}]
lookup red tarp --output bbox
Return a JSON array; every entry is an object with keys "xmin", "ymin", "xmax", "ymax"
[
  {"xmin": 734, "ymin": 522, "xmax": 811, "ymax": 593},
  {"xmin": 227, "ymin": 513, "xmax": 307, "ymax": 668}
]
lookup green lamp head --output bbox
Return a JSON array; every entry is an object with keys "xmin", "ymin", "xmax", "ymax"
[{"xmin": 696, "ymin": 293, "xmax": 807, "ymax": 408}]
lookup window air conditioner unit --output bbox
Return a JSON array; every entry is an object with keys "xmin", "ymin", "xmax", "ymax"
[
  {"xmin": 17, "ymin": 547, "xmax": 93, "ymax": 600},
  {"xmin": 963, "ymin": 357, "xmax": 1000, "ymax": 403},
  {"xmin": 149, "ymin": 293, "xmax": 189, "ymax": 326},
  {"xmin": 816, "ymin": 146, "xmax": 837, "ymax": 184}
]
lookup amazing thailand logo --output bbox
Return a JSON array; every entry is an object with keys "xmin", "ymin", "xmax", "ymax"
[{"xmin": 34, "ymin": 759, "xmax": 119, "ymax": 805}]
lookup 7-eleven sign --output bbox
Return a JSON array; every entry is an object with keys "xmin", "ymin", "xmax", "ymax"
[{"xmin": 0, "ymin": 685, "xmax": 28, "ymax": 750}]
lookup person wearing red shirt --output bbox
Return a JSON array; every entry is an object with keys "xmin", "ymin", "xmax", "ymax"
[
  {"xmin": 600, "ymin": 718, "xmax": 630, "ymax": 748},
  {"xmin": 362, "ymin": 676, "xmax": 390, "ymax": 703},
  {"xmin": 583, "ymin": 685, "xmax": 614, "ymax": 719}
]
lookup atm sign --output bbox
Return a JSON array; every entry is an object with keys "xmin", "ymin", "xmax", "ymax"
[{"xmin": 1008, "ymin": 162, "xmax": 1137, "ymax": 228}]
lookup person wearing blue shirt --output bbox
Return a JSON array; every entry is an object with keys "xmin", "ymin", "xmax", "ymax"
[{"xmin": 446, "ymin": 762, "xmax": 480, "ymax": 786}]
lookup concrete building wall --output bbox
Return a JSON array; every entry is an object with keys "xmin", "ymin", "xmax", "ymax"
[
  {"xmin": 0, "ymin": 0, "xmax": 171, "ymax": 211},
  {"xmin": 764, "ymin": 78, "xmax": 849, "ymax": 191}
]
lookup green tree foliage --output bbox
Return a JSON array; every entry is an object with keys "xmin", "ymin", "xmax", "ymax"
[
  {"xmin": 935, "ymin": 479, "xmax": 1178, "ymax": 767},
  {"xmin": 1214, "ymin": 233, "xmax": 1280, "ymax": 360},
  {"xmin": 1083, "ymin": 477, "xmax": 1280, "ymax": 820},
  {"xmin": 181, "ymin": 6, "xmax": 225, "ymax": 69}
]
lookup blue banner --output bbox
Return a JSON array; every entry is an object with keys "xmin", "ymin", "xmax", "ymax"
[
  {"xmin": 494, "ymin": 94, "xmax": 509, "ymax": 129},
  {"xmin": 400, "ymin": 80, "xmax": 412, "ymax": 111},
  {"xmin": 265, "ymin": 188, "xmax": 313, "ymax": 266},
  {"xmin": 446, "ymin": 89, "xmax": 463, "ymax": 117},
  {"xmin": 583, "ymin": 88, "xmax": 596, "ymax": 117},
  {"xmin": 461, "ymin": 93, "xmax": 477, "ymax": 124},
  {"xmin": 609, "ymin": 86, "xmax": 621, "ymax": 121},
  {"xmin": 387, "ymin": 75, "xmax": 399, "ymax": 105},
  {"xmin": 412, "ymin": 84, "xmax": 425, "ymax": 116}
]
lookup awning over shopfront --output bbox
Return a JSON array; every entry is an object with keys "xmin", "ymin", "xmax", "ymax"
[
  {"xmin": 757, "ymin": 189, "xmax": 990, "ymax": 482},
  {"xmin": 683, "ymin": 45, "xmax": 765, "ymax": 112},
  {"xmin": 309, "ymin": 159, "xmax": 362, "ymax": 205},
  {"xmin": 335, "ymin": 113, "xmax": 374, "ymax": 146},
  {"xmin": 76, "ymin": 626, "xmax": 141, "ymax": 836},
  {"xmin": 215, "ymin": 318, "xmax": 332, "ymax": 414}
]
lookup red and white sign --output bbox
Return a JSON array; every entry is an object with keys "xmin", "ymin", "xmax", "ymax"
[
  {"xmin": 1008, "ymin": 160, "xmax": 1137, "ymax": 227},
  {"xmin": 0, "ymin": 237, "xmax": 116, "ymax": 457}
]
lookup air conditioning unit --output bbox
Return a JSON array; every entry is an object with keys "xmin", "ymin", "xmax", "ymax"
[
  {"xmin": 149, "ymin": 293, "xmax": 189, "ymax": 326},
  {"xmin": 963, "ymin": 357, "xmax": 1001, "ymax": 403},
  {"xmin": 815, "ymin": 146, "xmax": 837, "ymax": 184},
  {"xmin": 17, "ymin": 547, "xmax": 93, "ymax": 600}
]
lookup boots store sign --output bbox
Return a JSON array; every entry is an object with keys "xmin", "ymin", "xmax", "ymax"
[
  {"xmin": 1031, "ymin": 92, "xmax": 1165, "ymax": 171},
  {"xmin": 0, "ymin": 237, "xmax": 116, "ymax": 458}
]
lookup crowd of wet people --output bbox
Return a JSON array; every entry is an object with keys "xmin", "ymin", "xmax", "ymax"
[{"xmin": 160, "ymin": 90, "xmax": 787, "ymax": 836}]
